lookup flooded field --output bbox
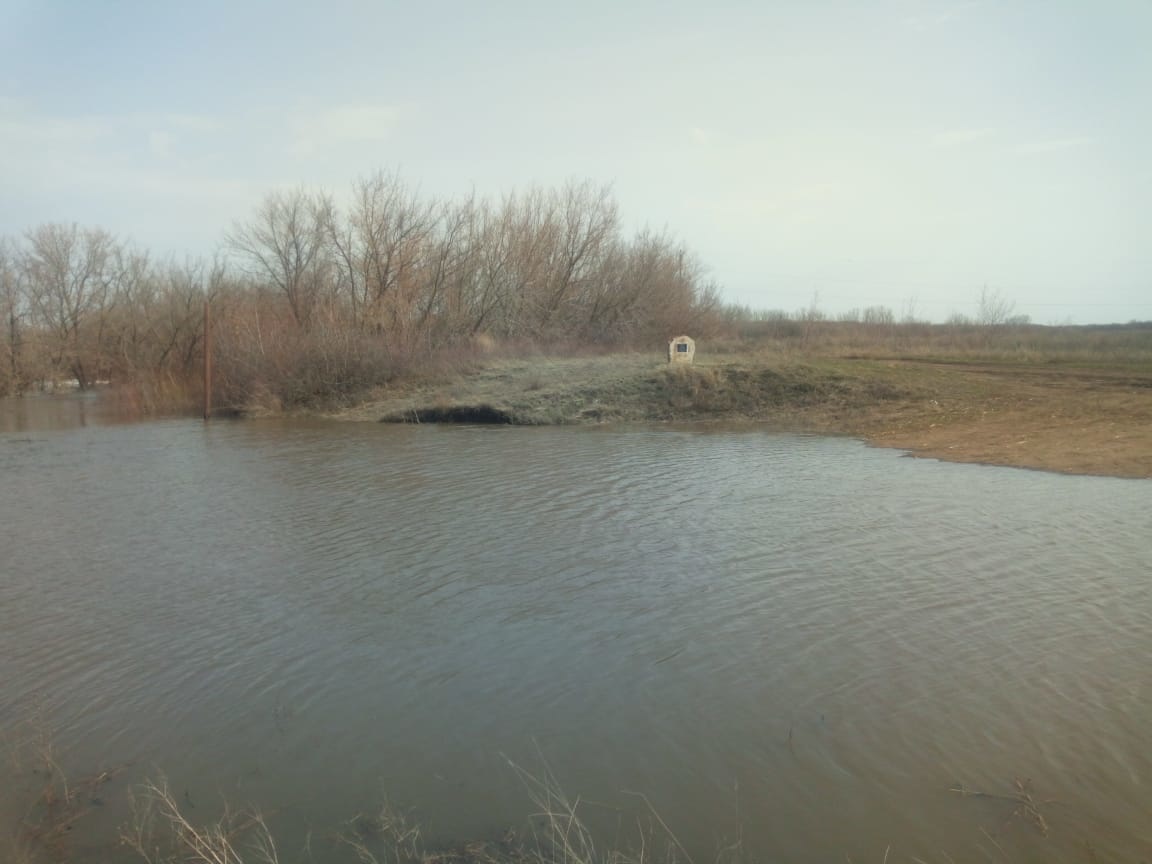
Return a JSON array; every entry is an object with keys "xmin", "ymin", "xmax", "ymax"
[{"xmin": 1, "ymin": 395, "xmax": 1150, "ymax": 862}]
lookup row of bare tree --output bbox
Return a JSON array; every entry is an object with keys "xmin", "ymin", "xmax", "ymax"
[
  {"xmin": 1, "ymin": 177, "xmax": 721, "ymax": 403},
  {"xmin": 0, "ymin": 226, "xmax": 219, "ymax": 395},
  {"xmin": 227, "ymin": 174, "xmax": 719, "ymax": 344}
]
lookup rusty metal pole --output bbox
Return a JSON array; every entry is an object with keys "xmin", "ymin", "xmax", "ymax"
[{"xmin": 203, "ymin": 300, "xmax": 212, "ymax": 420}]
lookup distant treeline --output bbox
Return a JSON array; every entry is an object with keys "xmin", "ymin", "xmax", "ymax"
[
  {"xmin": 0, "ymin": 175, "xmax": 721, "ymax": 407},
  {"xmin": 719, "ymin": 311, "xmax": 1152, "ymax": 364},
  {"xmin": 4, "ymin": 177, "xmax": 1148, "ymax": 409}
]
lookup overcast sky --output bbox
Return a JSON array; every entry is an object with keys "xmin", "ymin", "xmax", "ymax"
[{"xmin": 2, "ymin": 0, "xmax": 1149, "ymax": 323}]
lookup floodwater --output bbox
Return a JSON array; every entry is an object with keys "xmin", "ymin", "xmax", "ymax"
[{"xmin": 1, "ymin": 394, "xmax": 1150, "ymax": 863}]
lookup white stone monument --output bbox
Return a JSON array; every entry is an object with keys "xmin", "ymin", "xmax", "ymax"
[{"xmin": 668, "ymin": 335, "xmax": 696, "ymax": 364}]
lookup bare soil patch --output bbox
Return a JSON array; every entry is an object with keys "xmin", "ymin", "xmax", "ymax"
[{"xmin": 858, "ymin": 360, "xmax": 1152, "ymax": 477}]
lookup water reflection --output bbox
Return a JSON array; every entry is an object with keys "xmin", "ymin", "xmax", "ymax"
[
  {"xmin": 1, "ymin": 408, "xmax": 1150, "ymax": 863},
  {"xmin": 0, "ymin": 389, "xmax": 153, "ymax": 433}
]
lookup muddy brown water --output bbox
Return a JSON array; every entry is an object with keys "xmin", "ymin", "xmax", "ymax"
[{"xmin": 1, "ymin": 394, "xmax": 1150, "ymax": 863}]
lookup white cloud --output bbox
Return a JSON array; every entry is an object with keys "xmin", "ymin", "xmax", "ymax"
[
  {"xmin": 932, "ymin": 128, "xmax": 995, "ymax": 146},
  {"xmin": 688, "ymin": 126, "xmax": 718, "ymax": 146},
  {"xmin": 0, "ymin": 105, "xmax": 225, "ymax": 159},
  {"xmin": 165, "ymin": 113, "xmax": 221, "ymax": 133},
  {"xmin": 1015, "ymin": 136, "xmax": 1095, "ymax": 155},
  {"xmin": 686, "ymin": 126, "xmax": 755, "ymax": 155},
  {"xmin": 0, "ymin": 105, "xmax": 246, "ymax": 220},
  {"xmin": 289, "ymin": 104, "xmax": 398, "ymax": 157},
  {"xmin": 319, "ymin": 105, "xmax": 397, "ymax": 142},
  {"xmin": 107, "ymin": 172, "xmax": 253, "ymax": 203},
  {"xmin": 794, "ymin": 182, "xmax": 841, "ymax": 203},
  {"xmin": 682, "ymin": 194, "xmax": 780, "ymax": 222},
  {"xmin": 900, "ymin": 0, "xmax": 982, "ymax": 31},
  {"xmin": 0, "ymin": 111, "xmax": 113, "ymax": 147}
]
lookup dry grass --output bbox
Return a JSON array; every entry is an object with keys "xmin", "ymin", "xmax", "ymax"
[
  {"xmin": 0, "ymin": 706, "xmax": 1127, "ymax": 864},
  {"xmin": 0, "ymin": 736, "xmax": 1115, "ymax": 864},
  {"xmin": 114, "ymin": 758, "xmax": 705, "ymax": 864},
  {"xmin": 336, "ymin": 799, "xmax": 426, "ymax": 864},
  {"xmin": 102, "ymin": 375, "xmax": 201, "ymax": 417},
  {"xmin": 212, "ymin": 305, "xmax": 411, "ymax": 413},
  {"xmin": 726, "ymin": 319, "xmax": 1152, "ymax": 367},
  {"xmin": 121, "ymin": 776, "xmax": 280, "ymax": 864}
]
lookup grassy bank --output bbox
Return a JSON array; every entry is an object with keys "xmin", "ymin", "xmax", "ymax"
[
  {"xmin": 328, "ymin": 323, "xmax": 1152, "ymax": 479},
  {"xmin": 335, "ymin": 354, "xmax": 914, "ymax": 427}
]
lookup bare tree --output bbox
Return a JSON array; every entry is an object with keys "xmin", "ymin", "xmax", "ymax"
[
  {"xmin": 463, "ymin": 198, "xmax": 514, "ymax": 336},
  {"xmin": 116, "ymin": 256, "xmax": 216, "ymax": 377},
  {"xmin": 413, "ymin": 195, "xmax": 479, "ymax": 342},
  {"xmin": 166, "ymin": 258, "xmax": 223, "ymax": 375},
  {"xmin": 976, "ymin": 285, "xmax": 1016, "ymax": 326},
  {"xmin": 4, "ymin": 177, "xmax": 728, "ymax": 407},
  {"xmin": 499, "ymin": 188, "xmax": 556, "ymax": 337},
  {"xmin": 327, "ymin": 171, "xmax": 436, "ymax": 333},
  {"xmin": 228, "ymin": 188, "xmax": 332, "ymax": 328},
  {"xmin": 581, "ymin": 229, "xmax": 690, "ymax": 340},
  {"xmin": 0, "ymin": 237, "xmax": 25, "ymax": 394},
  {"xmin": 901, "ymin": 295, "xmax": 920, "ymax": 324},
  {"xmin": 535, "ymin": 180, "xmax": 618, "ymax": 333},
  {"xmin": 863, "ymin": 305, "xmax": 895, "ymax": 325},
  {"xmin": 22, "ymin": 223, "xmax": 119, "ymax": 388},
  {"xmin": 105, "ymin": 245, "xmax": 155, "ymax": 376}
]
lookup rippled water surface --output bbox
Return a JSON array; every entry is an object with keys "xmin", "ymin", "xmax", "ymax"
[{"xmin": 1, "ymin": 395, "xmax": 1150, "ymax": 862}]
